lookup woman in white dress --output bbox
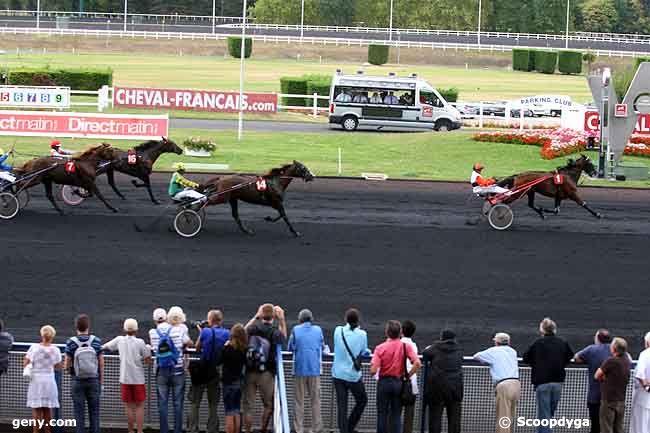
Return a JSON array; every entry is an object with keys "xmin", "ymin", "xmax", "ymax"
[{"xmin": 24, "ymin": 325, "xmax": 62, "ymax": 433}]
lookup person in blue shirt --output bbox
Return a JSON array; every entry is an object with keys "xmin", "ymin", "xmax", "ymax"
[
  {"xmin": 474, "ymin": 333, "xmax": 520, "ymax": 433},
  {"xmin": 331, "ymin": 308, "xmax": 370, "ymax": 433},
  {"xmin": 574, "ymin": 329, "xmax": 613, "ymax": 433},
  {"xmin": 288, "ymin": 309, "xmax": 325, "ymax": 433},
  {"xmin": 0, "ymin": 148, "xmax": 16, "ymax": 184}
]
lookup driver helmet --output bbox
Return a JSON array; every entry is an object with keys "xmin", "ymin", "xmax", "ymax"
[
  {"xmin": 173, "ymin": 162, "xmax": 186, "ymax": 172},
  {"xmin": 50, "ymin": 139, "xmax": 61, "ymax": 149},
  {"xmin": 473, "ymin": 162, "xmax": 484, "ymax": 172}
]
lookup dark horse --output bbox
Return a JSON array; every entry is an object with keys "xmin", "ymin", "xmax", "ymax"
[
  {"xmin": 497, "ymin": 154, "xmax": 602, "ymax": 220},
  {"xmin": 17, "ymin": 143, "xmax": 119, "ymax": 214},
  {"xmin": 202, "ymin": 160, "xmax": 315, "ymax": 236},
  {"xmin": 101, "ymin": 137, "xmax": 183, "ymax": 204}
]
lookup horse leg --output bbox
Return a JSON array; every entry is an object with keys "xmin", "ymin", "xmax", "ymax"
[
  {"xmin": 274, "ymin": 203, "xmax": 301, "ymax": 237},
  {"xmin": 527, "ymin": 190, "xmax": 545, "ymax": 219},
  {"xmin": 229, "ymin": 199, "xmax": 254, "ymax": 235},
  {"xmin": 106, "ymin": 168, "xmax": 127, "ymax": 200},
  {"xmin": 568, "ymin": 190, "xmax": 602, "ymax": 219},
  {"xmin": 264, "ymin": 214, "xmax": 283, "ymax": 223},
  {"xmin": 141, "ymin": 176, "xmax": 160, "ymax": 205},
  {"xmin": 44, "ymin": 180, "xmax": 64, "ymax": 215},
  {"xmin": 87, "ymin": 182, "xmax": 118, "ymax": 213}
]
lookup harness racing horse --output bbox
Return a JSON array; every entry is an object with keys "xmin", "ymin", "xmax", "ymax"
[
  {"xmin": 497, "ymin": 155, "xmax": 602, "ymax": 220},
  {"xmin": 102, "ymin": 137, "xmax": 183, "ymax": 204},
  {"xmin": 202, "ymin": 161, "xmax": 315, "ymax": 237},
  {"xmin": 17, "ymin": 143, "xmax": 119, "ymax": 214}
]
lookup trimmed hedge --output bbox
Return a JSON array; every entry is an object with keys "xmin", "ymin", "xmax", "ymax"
[
  {"xmin": 280, "ymin": 77, "xmax": 309, "ymax": 107},
  {"xmin": 7, "ymin": 68, "xmax": 113, "ymax": 90},
  {"xmin": 306, "ymin": 80, "xmax": 331, "ymax": 108},
  {"xmin": 512, "ymin": 49, "xmax": 533, "ymax": 72},
  {"xmin": 438, "ymin": 87, "xmax": 459, "ymax": 103},
  {"xmin": 635, "ymin": 57, "xmax": 650, "ymax": 68},
  {"xmin": 368, "ymin": 44, "xmax": 389, "ymax": 66},
  {"xmin": 558, "ymin": 51, "xmax": 582, "ymax": 74},
  {"xmin": 227, "ymin": 37, "xmax": 253, "ymax": 58},
  {"xmin": 534, "ymin": 51, "xmax": 557, "ymax": 74}
]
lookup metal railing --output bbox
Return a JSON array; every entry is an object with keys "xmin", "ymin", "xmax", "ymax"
[{"xmin": 0, "ymin": 345, "xmax": 640, "ymax": 433}]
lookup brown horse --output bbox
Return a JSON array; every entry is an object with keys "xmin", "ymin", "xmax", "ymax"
[
  {"xmin": 17, "ymin": 143, "xmax": 119, "ymax": 214},
  {"xmin": 101, "ymin": 138, "xmax": 183, "ymax": 204},
  {"xmin": 497, "ymin": 154, "xmax": 602, "ymax": 220},
  {"xmin": 202, "ymin": 160, "xmax": 315, "ymax": 236}
]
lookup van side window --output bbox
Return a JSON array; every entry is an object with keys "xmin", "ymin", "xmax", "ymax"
[
  {"xmin": 399, "ymin": 91, "xmax": 415, "ymax": 106},
  {"xmin": 334, "ymin": 87, "xmax": 352, "ymax": 103},
  {"xmin": 420, "ymin": 91, "xmax": 443, "ymax": 108}
]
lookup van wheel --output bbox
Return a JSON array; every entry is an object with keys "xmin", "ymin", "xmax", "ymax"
[
  {"xmin": 342, "ymin": 116, "xmax": 358, "ymax": 131},
  {"xmin": 436, "ymin": 119, "xmax": 452, "ymax": 132}
]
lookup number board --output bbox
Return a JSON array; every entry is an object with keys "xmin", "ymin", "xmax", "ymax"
[{"xmin": 0, "ymin": 86, "xmax": 70, "ymax": 109}]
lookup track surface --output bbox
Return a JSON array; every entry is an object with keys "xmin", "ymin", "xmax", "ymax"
[{"xmin": 2, "ymin": 174, "xmax": 649, "ymax": 356}]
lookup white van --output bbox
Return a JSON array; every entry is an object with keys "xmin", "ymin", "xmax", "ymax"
[{"xmin": 328, "ymin": 70, "xmax": 462, "ymax": 132}]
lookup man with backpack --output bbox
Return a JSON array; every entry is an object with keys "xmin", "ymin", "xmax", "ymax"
[
  {"xmin": 64, "ymin": 314, "xmax": 104, "ymax": 433},
  {"xmin": 188, "ymin": 310, "xmax": 230, "ymax": 433},
  {"xmin": 243, "ymin": 304, "xmax": 287, "ymax": 433},
  {"xmin": 149, "ymin": 307, "xmax": 193, "ymax": 433}
]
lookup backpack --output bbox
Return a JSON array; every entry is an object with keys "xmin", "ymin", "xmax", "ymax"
[
  {"xmin": 156, "ymin": 328, "xmax": 180, "ymax": 371},
  {"xmin": 71, "ymin": 336, "xmax": 99, "ymax": 379},
  {"xmin": 246, "ymin": 334, "xmax": 272, "ymax": 373}
]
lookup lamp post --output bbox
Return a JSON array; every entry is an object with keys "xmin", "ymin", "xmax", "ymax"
[
  {"xmin": 36, "ymin": 0, "xmax": 40, "ymax": 29},
  {"xmin": 477, "ymin": 0, "xmax": 482, "ymax": 46},
  {"xmin": 123, "ymin": 0, "xmax": 128, "ymax": 32},
  {"xmin": 237, "ymin": 0, "xmax": 248, "ymax": 141},
  {"xmin": 212, "ymin": 0, "xmax": 216, "ymax": 34},
  {"xmin": 300, "ymin": 0, "xmax": 305, "ymax": 41},
  {"xmin": 565, "ymin": 0, "xmax": 570, "ymax": 49},
  {"xmin": 388, "ymin": 0, "xmax": 394, "ymax": 41}
]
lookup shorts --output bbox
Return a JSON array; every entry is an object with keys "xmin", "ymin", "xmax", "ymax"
[
  {"xmin": 242, "ymin": 371, "xmax": 274, "ymax": 414},
  {"xmin": 223, "ymin": 383, "xmax": 242, "ymax": 416},
  {"xmin": 121, "ymin": 384, "xmax": 146, "ymax": 404}
]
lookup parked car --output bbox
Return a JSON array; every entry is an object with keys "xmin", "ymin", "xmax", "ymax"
[{"xmin": 510, "ymin": 108, "xmax": 535, "ymax": 117}]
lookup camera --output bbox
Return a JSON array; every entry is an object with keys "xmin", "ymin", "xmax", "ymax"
[{"xmin": 192, "ymin": 320, "xmax": 209, "ymax": 328}]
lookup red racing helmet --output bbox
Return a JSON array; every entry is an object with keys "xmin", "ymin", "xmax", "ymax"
[{"xmin": 50, "ymin": 139, "xmax": 61, "ymax": 149}]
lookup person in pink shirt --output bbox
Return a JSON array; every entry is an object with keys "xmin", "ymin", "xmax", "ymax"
[{"xmin": 370, "ymin": 320, "xmax": 421, "ymax": 433}]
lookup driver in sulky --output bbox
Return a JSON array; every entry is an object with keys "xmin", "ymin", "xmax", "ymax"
[{"xmin": 470, "ymin": 162, "xmax": 509, "ymax": 195}]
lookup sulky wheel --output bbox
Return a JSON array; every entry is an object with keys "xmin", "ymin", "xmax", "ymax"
[
  {"xmin": 0, "ymin": 192, "xmax": 20, "ymax": 220},
  {"xmin": 488, "ymin": 203, "xmax": 514, "ymax": 231},
  {"xmin": 16, "ymin": 189, "xmax": 30, "ymax": 209},
  {"xmin": 174, "ymin": 209, "xmax": 203, "ymax": 238},
  {"xmin": 61, "ymin": 185, "xmax": 89, "ymax": 206}
]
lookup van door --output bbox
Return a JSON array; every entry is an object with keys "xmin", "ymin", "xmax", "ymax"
[{"xmin": 418, "ymin": 89, "xmax": 442, "ymax": 126}]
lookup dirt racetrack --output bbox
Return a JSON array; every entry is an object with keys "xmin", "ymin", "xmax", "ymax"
[{"xmin": 1, "ymin": 174, "xmax": 649, "ymax": 356}]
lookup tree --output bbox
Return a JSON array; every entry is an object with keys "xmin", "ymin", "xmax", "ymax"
[
  {"xmin": 613, "ymin": 0, "xmax": 647, "ymax": 33},
  {"xmin": 581, "ymin": 0, "xmax": 619, "ymax": 32},
  {"xmin": 318, "ymin": 0, "xmax": 355, "ymax": 26},
  {"xmin": 252, "ymin": 0, "xmax": 317, "ymax": 24}
]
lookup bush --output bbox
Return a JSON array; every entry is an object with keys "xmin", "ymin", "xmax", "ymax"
[
  {"xmin": 368, "ymin": 44, "xmax": 389, "ymax": 65},
  {"xmin": 558, "ymin": 51, "xmax": 582, "ymax": 74},
  {"xmin": 614, "ymin": 67, "xmax": 636, "ymax": 102},
  {"xmin": 635, "ymin": 57, "xmax": 650, "ymax": 68},
  {"xmin": 438, "ymin": 87, "xmax": 459, "ymax": 103},
  {"xmin": 534, "ymin": 51, "xmax": 557, "ymax": 74},
  {"xmin": 227, "ymin": 37, "xmax": 253, "ymax": 58},
  {"xmin": 306, "ymin": 80, "xmax": 331, "ymax": 108},
  {"xmin": 183, "ymin": 137, "xmax": 216, "ymax": 152},
  {"xmin": 512, "ymin": 49, "xmax": 533, "ymax": 71},
  {"xmin": 280, "ymin": 77, "xmax": 309, "ymax": 107},
  {"xmin": 7, "ymin": 67, "xmax": 113, "ymax": 90}
]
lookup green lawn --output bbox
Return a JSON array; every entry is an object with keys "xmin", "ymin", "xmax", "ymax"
[
  {"xmin": 6, "ymin": 52, "xmax": 593, "ymax": 102},
  {"xmin": 4, "ymin": 130, "xmax": 649, "ymax": 187}
]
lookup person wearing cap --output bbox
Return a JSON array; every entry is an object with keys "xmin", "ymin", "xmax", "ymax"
[
  {"xmin": 422, "ymin": 329, "xmax": 463, "ymax": 433},
  {"xmin": 288, "ymin": 309, "xmax": 325, "ymax": 433},
  {"xmin": 50, "ymin": 140, "xmax": 73, "ymax": 158},
  {"xmin": 0, "ymin": 148, "xmax": 16, "ymax": 183},
  {"xmin": 168, "ymin": 162, "xmax": 207, "ymax": 204},
  {"xmin": 103, "ymin": 319, "xmax": 152, "ymax": 433},
  {"xmin": 470, "ymin": 162, "xmax": 508, "ymax": 195},
  {"xmin": 574, "ymin": 329, "xmax": 614, "ymax": 433},
  {"xmin": 473, "ymin": 333, "xmax": 520, "ymax": 433}
]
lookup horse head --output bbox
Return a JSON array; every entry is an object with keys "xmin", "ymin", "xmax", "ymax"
[
  {"xmin": 289, "ymin": 160, "xmax": 315, "ymax": 182},
  {"xmin": 160, "ymin": 136, "xmax": 183, "ymax": 155},
  {"xmin": 576, "ymin": 154, "xmax": 597, "ymax": 177}
]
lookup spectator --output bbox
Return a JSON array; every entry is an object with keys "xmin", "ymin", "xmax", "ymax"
[
  {"xmin": 352, "ymin": 92, "xmax": 369, "ymax": 103},
  {"xmin": 0, "ymin": 318, "xmax": 13, "ymax": 377},
  {"xmin": 332, "ymin": 308, "xmax": 369, "ymax": 433},
  {"xmin": 473, "ymin": 333, "xmax": 520, "ymax": 433},
  {"xmin": 243, "ymin": 304, "xmax": 287, "ymax": 433},
  {"xmin": 188, "ymin": 310, "xmax": 229, "ymax": 433},
  {"xmin": 288, "ymin": 309, "xmax": 325, "ymax": 433},
  {"xmin": 64, "ymin": 314, "xmax": 103, "ymax": 433},
  {"xmin": 523, "ymin": 318, "xmax": 574, "ymax": 433},
  {"xmin": 401, "ymin": 320, "xmax": 419, "ymax": 433},
  {"xmin": 149, "ymin": 307, "xmax": 193, "ymax": 433},
  {"xmin": 630, "ymin": 331, "xmax": 650, "ymax": 433},
  {"xmin": 595, "ymin": 337, "xmax": 631, "ymax": 433},
  {"xmin": 423, "ymin": 329, "xmax": 463, "ymax": 433},
  {"xmin": 370, "ymin": 92, "xmax": 383, "ymax": 104},
  {"xmin": 25, "ymin": 325, "xmax": 62, "ymax": 433},
  {"xmin": 102, "ymin": 319, "xmax": 151, "ymax": 433},
  {"xmin": 335, "ymin": 91, "xmax": 352, "ymax": 103},
  {"xmin": 371, "ymin": 320, "xmax": 421, "ymax": 433},
  {"xmin": 221, "ymin": 323, "xmax": 248, "ymax": 433},
  {"xmin": 574, "ymin": 329, "xmax": 613, "ymax": 433},
  {"xmin": 384, "ymin": 91, "xmax": 399, "ymax": 105},
  {"xmin": 402, "ymin": 93, "xmax": 414, "ymax": 105}
]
